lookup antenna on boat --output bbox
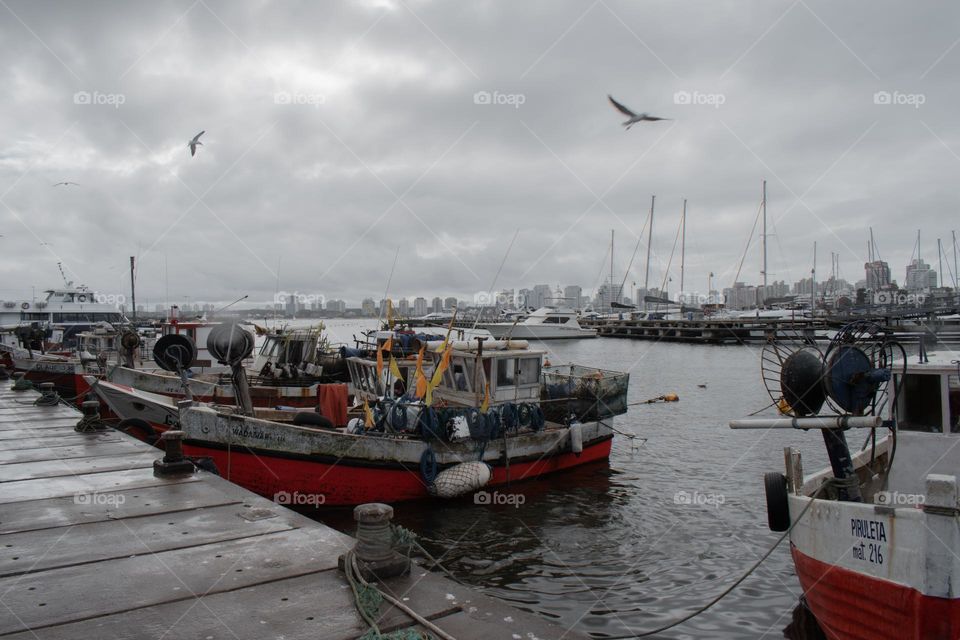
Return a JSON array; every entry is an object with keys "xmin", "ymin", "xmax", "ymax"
[
  {"xmin": 377, "ymin": 247, "xmax": 401, "ymax": 329},
  {"xmin": 215, "ymin": 294, "xmax": 249, "ymax": 316},
  {"xmin": 129, "ymin": 256, "xmax": 137, "ymax": 323},
  {"xmin": 472, "ymin": 229, "xmax": 519, "ymax": 331},
  {"xmin": 57, "ymin": 262, "xmax": 68, "ymax": 287}
]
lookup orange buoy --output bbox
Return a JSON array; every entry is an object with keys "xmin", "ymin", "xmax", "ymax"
[{"xmin": 663, "ymin": 393, "xmax": 679, "ymax": 402}]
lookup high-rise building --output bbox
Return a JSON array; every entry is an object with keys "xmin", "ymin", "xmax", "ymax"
[
  {"xmin": 361, "ymin": 298, "xmax": 376, "ymax": 316},
  {"xmin": 865, "ymin": 260, "xmax": 891, "ymax": 290},
  {"xmin": 905, "ymin": 259, "xmax": 937, "ymax": 291},
  {"xmin": 563, "ymin": 285, "xmax": 582, "ymax": 309},
  {"xmin": 397, "ymin": 298, "xmax": 410, "ymax": 316},
  {"xmin": 530, "ymin": 284, "xmax": 552, "ymax": 308},
  {"xmin": 723, "ymin": 282, "xmax": 757, "ymax": 310},
  {"xmin": 431, "ymin": 297, "xmax": 443, "ymax": 313},
  {"xmin": 413, "ymin": 297, "xmax": 428, "ymax": 316},
  {"xmin": 444, "ymin": 296, "xmax": 457, "ymax": 311}
]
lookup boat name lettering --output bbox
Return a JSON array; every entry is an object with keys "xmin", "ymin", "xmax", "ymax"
[
  {"xmin": 850, "ymin": 518, "xmax": 886, "ymax": 542},
  {"xmin": 230, "ymin": 425, "xmax": 283, "ymax": 443}
]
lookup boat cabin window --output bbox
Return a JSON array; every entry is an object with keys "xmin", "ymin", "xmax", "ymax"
[
  {"xmin": 497, "ymin": 358, "xmax": 516, "ymax": 386},
  {"xmin": 517, "ymin": 357, "xmax": 540, "ymax": 385},
  {"xmin": 898, "ymin": 373, "xmax": 943, "ymax": 433},
  {"xmin": 542, "ymin": 316, "xmax": 570, "ymax": 324}
]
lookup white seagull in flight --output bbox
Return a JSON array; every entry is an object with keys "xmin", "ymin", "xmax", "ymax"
[
  {"xmin": 188, "ymin": 131, "xmax": 205, "ymax": 157},
  {"xmin": 607, "ymin": 95, "xmax": 670, "ymax": 130}
]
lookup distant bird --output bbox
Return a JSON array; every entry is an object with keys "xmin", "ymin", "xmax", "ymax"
[
  {"xmin": 188, "ymin": 131, "xmax": 205, "ymax": 157},
  {"xmin": 52, "ymin": 181, "xmax": 79, "ymax": 187},
  {"xmin": 607, "ymin": 95, "xmax": 669, "ymax": 130},
  {"xmin": 697, "ymin": 384, "xmax": 707, "ymax": 389}
]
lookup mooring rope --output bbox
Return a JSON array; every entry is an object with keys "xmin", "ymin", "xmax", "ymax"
[{"xmin": 601, "ymin": 479, "xmax": 834, "ymax": 638}]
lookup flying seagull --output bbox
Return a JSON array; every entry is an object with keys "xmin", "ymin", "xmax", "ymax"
[
  {"xmin": 52, "ymin": 181, "xmax": 79, "ymax": 187},
  {"xmin": 188, "ymin": 130, "xmax": 205, "ymax": 157},
  {"xmin": 607, "ymin": 95, "xmax": 670, "ymax": 130}
]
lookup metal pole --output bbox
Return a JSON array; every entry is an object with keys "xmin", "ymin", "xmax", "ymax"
[
  {"xmin": 610, "ymin": 229, "xmax": 614, "ymax": 311},
  {"xmin": 680, "ymin": 198, "xmax": 686, "ymax": 300},
  {"xmin": 761, "ymin": 179, "xmax": 767, "ymax": 291},
  {"xmin": 129, "ymin": 256, "xmax": 137, "ymax": 322},
  {"xmin": 812, "ymin": 241, "xmax": 817, "ymax": 308},
  {"xmin": 643, "ymin": 195, "xmax": 655, "ymax": 309}
]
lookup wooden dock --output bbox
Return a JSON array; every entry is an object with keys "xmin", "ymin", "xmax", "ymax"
[
  {"xmin": 582, "ymin": 317, "xmax": 827, "ymax": 344},
  {"xmin": 0, "ymin": 385, "xmax": 583, "ymax": 639}
]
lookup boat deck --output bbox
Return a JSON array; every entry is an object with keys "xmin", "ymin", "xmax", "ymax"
[{"xmin": 0, "ymin": 385, "xmax": 583, "ymax": 639}]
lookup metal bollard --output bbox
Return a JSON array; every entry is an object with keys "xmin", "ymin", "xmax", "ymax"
[
  {"xmin": 153, "ymin": 430, "xmax": 195, "ymax": 476},
  {"xmin": 339, "ymin": 502, "xmax": 410, "ymax": 580},
  {"xmin": 11, "ymin": 372, "xmax": 32, "ymax": 392},
  {"xmin": 75, "ymin": 401, "xmax": 105, "ymax": 432},
  {"xmin": 34, "ymin": 382, "xmax": 60, "ymax": 406}
]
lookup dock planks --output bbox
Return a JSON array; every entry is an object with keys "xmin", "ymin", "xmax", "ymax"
[{"xmin": 0, "ymin": 385, "xmax": 583, "ymax": 639}]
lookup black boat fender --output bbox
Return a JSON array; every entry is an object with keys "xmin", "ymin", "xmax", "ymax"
[{"xmin": 764, "ymin": 471, "xmax": 791, "ymax": 532}]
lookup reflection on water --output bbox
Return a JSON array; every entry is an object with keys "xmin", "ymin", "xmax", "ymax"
[{"xmin": 307, "ymin": 319, "xmax": 849, "ymax": 639}]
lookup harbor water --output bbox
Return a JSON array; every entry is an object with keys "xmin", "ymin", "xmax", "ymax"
[{"xmin": 286, "ymin": 319, "xmax": 840, "ymax": 638}]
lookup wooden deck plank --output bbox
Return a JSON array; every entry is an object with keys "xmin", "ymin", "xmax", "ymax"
[
  {"xmin": 0, "ymin": 452, "xmax": 157, "ymax": 482},
  {"xmin": 0, "ymin": 527, "xmax": 351, "ymax": 635},
  {"xmin": 0, "ymin": 482, "xmax": 242, "ymax": 534},
  {"xmin": 0, "ymin": 440, "xmax": 143, "ymax": 464},
  {"xmin": 0, "ymin": 468, "xmax": 201, "ymax": 505},
  {"xmin": 0, "ymin": 433, "xmax": 124, "ymax": 451},
  {"xmin": 0, "ymin": 503, "xmax": 297, "ymax": 578}
]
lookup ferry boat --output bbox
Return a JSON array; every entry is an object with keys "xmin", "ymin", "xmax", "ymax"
[
  {"xmin": 0, "ymin": 283, "xmax": 125, "ymax": 348},
  {"xmin": 731, "ymin": 322, "xmax": 960, "ymax": 639},
  {"xmin": 482, "ymin": 306, "xmax": 597, "ymax": 340},
  {"xmin": 90, "ymin": 327, "xmax": 630, "ymax": 506}
]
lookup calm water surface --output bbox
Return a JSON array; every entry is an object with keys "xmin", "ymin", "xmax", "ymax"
[{"xmin": 285, "ymin": 318, "xmax": 836, "ymax": 639}]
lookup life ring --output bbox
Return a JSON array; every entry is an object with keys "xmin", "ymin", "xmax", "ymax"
[
  {"xmin": 77, "ymin": 295, "xmax": 87, "ymax": 303},
  {"xmin": 20, "ymin": 302, "xmax": 28, "ymax": 310}
]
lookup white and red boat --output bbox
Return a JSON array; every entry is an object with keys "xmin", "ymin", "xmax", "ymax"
[
  {"xmin": 732, "ymin": 322, "xmax": 960, "ymax": 640},
  {"xmin": 90, "ymin": 331, "xmax": 630, "ymax": 506}
]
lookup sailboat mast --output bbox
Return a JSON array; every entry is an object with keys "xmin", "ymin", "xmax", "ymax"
[
  {"xmin": 610, "ymin": 229, "xmax": 614, "ymax": 311},
  {"xmin": 643, "ymin": 195, "xmax": 655, "ymax": 296},
  {"xmin": 761, "ymin": 179, "xmax": 767, "ymax": 291},
  {"xmin": 939, "ymin": 239, "xmax": 944, "ymax": 288},
  {"xmin": 954, "ymin": 230, "xmax": 959, "ymax": 289},
  {"xmin": 680, "ymin": 198, "xmax": 686, "ymax": 300}
]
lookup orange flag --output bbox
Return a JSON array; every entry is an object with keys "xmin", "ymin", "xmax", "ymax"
[
  {"xmin": 425, "ymin": 345, "xmax": 452, "ymax": 406},
  {"xmin": 376, "ymin": 336, "xmax": 394, "ymax": 379},
  {"xmin": 363, "ymin": 400, "xmax": 374, "ymax": 427},
  {"xmin": 480, "ymin": 382, "xmax": 491, "ymax": 413},
  {"xmin": 414, "ymin": 344, "xmax": 427, "ymax": 398}
]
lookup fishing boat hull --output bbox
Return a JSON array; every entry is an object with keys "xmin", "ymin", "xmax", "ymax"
[
  {"xmin": 88, "ymin": 379, "xmax": 616, "ymax": 506},
  {"xmin": 11, "ymin": 355, "xmax": 90, "ymax": 401},
  {"xmin": 178, "ymin": 405, "xmax": 614, "ymax": 505}
]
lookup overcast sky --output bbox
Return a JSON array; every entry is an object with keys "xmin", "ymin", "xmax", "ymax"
[{"xmin": 1, "ymin": 0, "xmax": 958, "ymax": 308}]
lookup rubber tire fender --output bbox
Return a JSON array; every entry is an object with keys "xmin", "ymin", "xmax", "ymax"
[
  {"xmin": 117, "ymin": 417, "xmax": 159, "ymax": 446},
  {"xmin": 764, "ymin": 471, "xmax": 791, "ymax": 532}
]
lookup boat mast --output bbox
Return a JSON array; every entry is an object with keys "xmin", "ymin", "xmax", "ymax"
[
  {"xmin": 680, "ymin": 198, "xmax": 686, "ymax": 301},
  {"xmin": 761, "ymin": 179, "xmax": 767, "ymax": 292},
  {"xmin": 938, "ymin": 238, "xmax": 944, "ymax": 289},
  {"xmin": 950, "ymin": 231, "xmax": 960, "ymax": 293},
  {"xmin": 643, "ymin": 195, "xmax": 655, "ymax": 309},
  {"xmin": 129, "ymin": 256, "xmax": 137, "ymax": 322},
  {"xmin": 610, "ymin": 229, "xmax": 614, "ymax": 312}
]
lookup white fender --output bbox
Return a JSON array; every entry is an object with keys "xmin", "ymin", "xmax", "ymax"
[
  {"xmin": 569, "ymin": 421, "xmax": 583, "ymax": 454},
  {"xmin": 431, "ymin": 461, "xmax": 491, "ymax": 498}
]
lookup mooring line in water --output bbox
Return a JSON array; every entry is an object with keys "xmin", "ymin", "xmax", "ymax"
[{"xmin": 602, "ymin": 480, "xmax": 833, "ymax": 638}]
